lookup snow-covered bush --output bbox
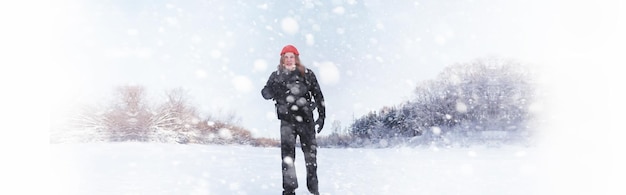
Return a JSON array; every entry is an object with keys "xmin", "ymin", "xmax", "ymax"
[{"xmin": 52, "ymin": 86, "xmax": 259, "ymax": 145}]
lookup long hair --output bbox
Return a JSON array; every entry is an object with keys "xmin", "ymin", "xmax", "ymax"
[{"xmin": 278, "ymin": 54, "xmax": 306, "ymax": 76}]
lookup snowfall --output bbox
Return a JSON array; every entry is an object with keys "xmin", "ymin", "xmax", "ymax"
[
  {"xmin": 45, "ymin": 139, "xmax": 625, "ymax": 195},
  {"xmin": 3, "ymin": 0, "xmax": 624, "ymax": 194}
]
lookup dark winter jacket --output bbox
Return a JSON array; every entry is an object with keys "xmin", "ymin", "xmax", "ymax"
[{"xmin": 262, "ymin": 67, "xmax": 325, "ymax": 123}]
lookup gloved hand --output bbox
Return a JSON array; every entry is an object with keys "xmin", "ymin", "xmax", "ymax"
[
  {"xmin": 315, "ymin": 117, "xmax": 324, "ymax": 133},
  {"xmin": 261, "ymin": 86, "xmax": 274, "ymax": 100}
]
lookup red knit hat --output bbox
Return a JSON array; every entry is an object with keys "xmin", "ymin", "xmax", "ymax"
[{"xmin": 280, "ymin": 45, "xmax": 299, "ymax": 56}]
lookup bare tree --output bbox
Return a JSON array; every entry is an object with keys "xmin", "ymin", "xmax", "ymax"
[
  {"xmin": 149, "ymin": 88, "xmax": 199, "ymax": 143},
  {"xmin": 105, "ymin": 85, "xmax": 152, "ymax": 141}
]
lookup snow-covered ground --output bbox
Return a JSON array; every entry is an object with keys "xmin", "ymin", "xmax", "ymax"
[{"xmin": 49, "ymin": 143, "xmax": 554, "ymax": 195}]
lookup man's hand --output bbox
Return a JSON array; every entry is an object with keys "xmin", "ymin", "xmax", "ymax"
[{"xmin": 315, "ymin": 117, "xmax": 324, "ymax": 133}]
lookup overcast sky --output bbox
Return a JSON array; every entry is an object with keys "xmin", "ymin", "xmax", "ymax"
[
  {"xmin": 1, "ymin": 2, "xmax": 625, "ymax": 193},
  {"xmin": 22, "ymin": 0, "xmax": 624, "ymax": 138}
]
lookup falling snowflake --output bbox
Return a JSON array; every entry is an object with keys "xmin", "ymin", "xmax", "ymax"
[{"xmin": 280, "ymin": 17, "xmax": 299, "ymax": 35}]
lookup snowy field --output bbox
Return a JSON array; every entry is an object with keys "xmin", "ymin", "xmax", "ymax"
[{"xmin": 49, "ymin": 143, "xmax": 556, "ymax": 195}]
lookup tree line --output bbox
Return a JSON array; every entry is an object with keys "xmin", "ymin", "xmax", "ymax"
[
  {"xmin": 52, "ymin": 57, "xmax": 540, "ymax": 148},
  {"xmin": 318, "ymin": 57, "xmax": 540, "ymax": 147},
  {"xmin": 50, "ymin": 86, "xmax": 279, "ymax": 147}
]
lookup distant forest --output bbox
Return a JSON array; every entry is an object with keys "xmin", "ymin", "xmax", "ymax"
[
  {"xmin": 319, "ymin": 57, "xmax": 540, "ymax": 147},
  {"xmin": 51, "ymin": 57, "xmax": 541, "ymax": 148}
]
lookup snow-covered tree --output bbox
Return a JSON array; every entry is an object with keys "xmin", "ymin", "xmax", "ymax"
[
  {"xmin": 149, "ymin": 88, "xmax": 199, "ymax": 143},
  {"xmin": 105, "ymin": 85, "xmax": 153, "ymax": 142},
  {"xmin": 347, "ymin": 57, "xmax": 538, "ymax": 147}
]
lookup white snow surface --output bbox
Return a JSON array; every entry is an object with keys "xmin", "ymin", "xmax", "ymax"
[{"xmin": 50, "ymin": 143, "xmax": 550, "ymax": 195}]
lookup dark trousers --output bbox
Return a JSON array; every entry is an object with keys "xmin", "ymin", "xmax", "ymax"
[{"xmin": 280, "ymin": 120, "xmax": 319, "ymax": 194}]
